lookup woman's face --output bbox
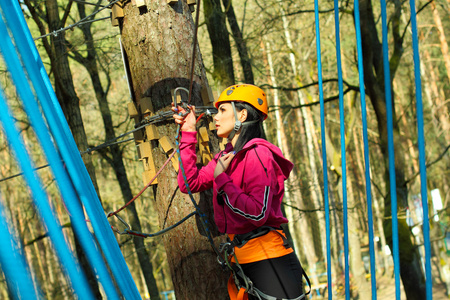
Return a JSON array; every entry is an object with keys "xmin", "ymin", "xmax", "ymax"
[{"xmin": 214, "ymin": 102, "xmax": 245, "ymax": 139}]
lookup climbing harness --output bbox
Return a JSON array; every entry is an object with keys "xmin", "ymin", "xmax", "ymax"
[{"xmin": 219, "ymin": 227, "xmax": 311, "ymax": 300}]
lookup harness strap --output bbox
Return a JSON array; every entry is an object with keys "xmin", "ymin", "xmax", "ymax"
[
  {"xmin": 229, "ymin": 226, "xmax": 290, "ymax": 249},
  {"xmin": 222, "ymin": 226, "xmax": 312, "ymax": 300}
]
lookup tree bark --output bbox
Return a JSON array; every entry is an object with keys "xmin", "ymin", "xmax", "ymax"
[{"xmin": 120, "ymin": 1, "xmax": 228, "ymax": 298}]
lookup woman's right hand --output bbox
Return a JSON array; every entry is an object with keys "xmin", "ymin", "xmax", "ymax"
[{"xmin": 172, "ymin": 103, "xmax": 197, "ymax": 132}]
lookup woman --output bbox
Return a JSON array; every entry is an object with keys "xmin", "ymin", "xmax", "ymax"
[{"xmin": 172, "ymin": 84, "xmax": 306, "ymax": 300}]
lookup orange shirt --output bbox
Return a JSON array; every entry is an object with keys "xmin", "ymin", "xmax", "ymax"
[{"xmin": 228, "ymin": 230, "xmax": 293, "ymax": 264}]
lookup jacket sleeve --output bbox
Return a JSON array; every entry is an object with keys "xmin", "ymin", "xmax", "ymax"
[
  {"xmin": 177, "ymin": 131, "xmax": 216, "ymax": 193},
  {"xmin": 214, "ymin": 146, "xmax": 278, "ymax": 227}
]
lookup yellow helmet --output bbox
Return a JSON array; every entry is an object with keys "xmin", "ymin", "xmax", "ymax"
[{"xmin": 215, "ymin": 84, "xmax": 268, "ymax": 120}]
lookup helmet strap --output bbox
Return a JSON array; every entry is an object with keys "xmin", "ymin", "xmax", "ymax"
[
  {"xmin": 227, "ymin": 102, "xmax": 241, "ymax": 142},
  {"xmin": 227, "ymin": 102, "xmax": 260, "ymax": 142}
]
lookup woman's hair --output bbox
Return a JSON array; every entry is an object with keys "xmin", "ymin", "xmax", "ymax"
[{"xmin": 233, "ymin": 101, "xmax": 266, "ymax": 152}]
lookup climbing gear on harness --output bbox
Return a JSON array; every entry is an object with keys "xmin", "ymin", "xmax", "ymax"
[
  {"xmin": 219, "ymin": 227, "xmax": 311, "ymax": 300},
  {"xmin": 215, "ymin": 84, "xmax": 268, "ymax": 120}
]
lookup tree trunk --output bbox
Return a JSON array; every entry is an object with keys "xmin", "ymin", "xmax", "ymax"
[
  {"xmin": 120, "ymin": 1, "xmax": 228, "ymax": 299},
  {"xmin": 203, "ymin": 0, "xmax": 235, "ymax": 89},
  {"xmin": 222, "ymin": 0, "xmax": 254, "ymax": 84},
  {"xmin": 72, "ymin": 3, "xmax": 161, "ymax": 298},
  {"xmin": 358, "ymin": 0, "xmax": 426, "ymax": 298}
]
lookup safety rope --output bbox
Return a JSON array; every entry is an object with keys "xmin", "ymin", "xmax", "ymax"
[
  {"xmin": 409, "ymin": 0, "xmax": 432, "ymax": 298},
  {"xmin": 352, "ymin": 1, "xmax": 378, "ymax": 298},
  {"xmin": 175, "ymin": 123, "xmax": 225, "ymax": 264},
  {"xmin": 379, "ymin": 1, "xmax": 401, "ymax": 298},
  {"xmin": 107, "ymin": 150, "xmax": 177, "ymax": 218},
  {"xmin": 332, "ymin": 0, "xmax": 350, "ymax": 299},
  {"xmin": 0, "ymin": 1, "xmax": 139, "ymax": 297},
  {"xmin": 0, "ymin": 16, "xmax": 98, "ymax": 299},
  {"xmin": 110, "ymin": 211, "xmax": 197, "ymax": 238},
  {"xmin": 312, "ymin": 2, "xmax": 332, "ymax": 297}
]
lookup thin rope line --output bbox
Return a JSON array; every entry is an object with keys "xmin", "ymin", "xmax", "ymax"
[
  {"xmin": 33, "ymin": 0, "xmax": 121, "ymax": 41},
  {"xmin": 332, "ymin": 1, "xmax": 350, "ymax": 299},
  {"xmin": 313, "ymin": 2, "xmax": 332, "ymax": 298},
  {"xmin": 120, "ymin": 211, "xmax": 197, "ymax": 238},
  {"xmin": 409, "ymin": 0, "xmax": 432, "ymax": 297},
  {"xmin": 353, "ymin": 1, "xmax": 378, "ymax": 298},
  {"xmin": 175, "ymin": 124, "xmax": 224, "ymax": 262},
  {"xmin": 187, "ymin": 0, "xmax": 202, "ymax": 104},
  {"xmin": 380, "ymin": 0, "xmax": 401, "ymax": 297},
  {"xmin": 107, "ymin": 150, "xmax": 177, "ymax": 218}
]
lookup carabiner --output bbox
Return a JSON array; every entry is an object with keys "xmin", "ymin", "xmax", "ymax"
[{"xmin": 173, "ymin": 87, "xmax": 191, "ymax": 114}]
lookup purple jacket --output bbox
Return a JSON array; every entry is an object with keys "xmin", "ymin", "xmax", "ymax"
[{"xmin": 177, "ymin": 131, "xmax": 293, "ymax": 234}]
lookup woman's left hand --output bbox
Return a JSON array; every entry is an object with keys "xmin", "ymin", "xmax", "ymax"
[{"xmin": 214, "ymin": 152, "xmax": 235, "ymax": 178}]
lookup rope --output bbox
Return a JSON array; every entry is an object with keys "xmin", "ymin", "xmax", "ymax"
[
  {"xmin": 175, "ymin": 124, "xmax": 225, "ymax": 263},
  {"xmin": 332, "ymin": 1, "xmax": 350, "ymax": 299},
  {"xmin": 0, "ymin": 106, "xmax": 216, "ymax": 183},
  {"xmin": 0, "ymin": 133, "xmax": 42, "ymax": 299},
  {"xmin": 33, "ymin": 0, "xmax": 121, "ymax": 41},
  {"xmin": 0, "ymin": 20, "xmax": 97, "ymax": 299},
  {"xmin": 380, "ymin": 0, "xmax": 401, "ymax": 298},
  {"xmin": 312, "ymin": 3, "xmax": 332, "ymax": 298},
  {"xmin": 0, "ymin": 1, "xmax": 140, "ymax": 297},
  {"xmin": 112, "ymin": 211, "xmax": 197, "ymax": 238},
  {"xmin": 353, "ymin": 1, "xmax": 378, "ymax": 297},
  {"xmin": 107, "ymin": 150, "xmax": 177, "ymax": 218},
  {"xmin": 409, "ymin": 1, "xmax": 432, "ymax": 298},
  {"xmin": 187, "ymin": 0, "xmax": 202, "ymax": 104}
]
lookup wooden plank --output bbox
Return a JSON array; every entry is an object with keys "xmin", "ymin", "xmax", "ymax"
[
  {"xmin": 136, "ymin": 0, "xmax": 146, "ymax": 7},
  {"xmin": 198, "ymin": 127, "xmax": 209, "ymax": 143},
  {"xmin": 128, "ymin": 102, "xmax": 139, "ymax": 117},
  {"xmin": 199, "ymin": 142, "xmax": 212, "ymax": 164},
  {"xmin": 132, "ymin": 117, "xmax": 144, "ymax": 143},
  {"xmin": 138, "ymin": 141, "xmax": 152, "ymax": 159},
  {"xmin": 219, "ymin": 137, "xmax": 227, "ymax": 151},
  {"xmin": 187, "ymin": 0, "xmax": 196, "ymax": 4},
  {"xmin": 209, "ymin": 119, "xmax": 216, "ymax": 131},
  {"xmin": 112, "ymin": 4, "xmax": 124, "ymax": 19},
  {"xmin": 110, "ymin": 12, "xmax": 119, "ymax": 27},
  {"xmin": 167, "ymin": 0, "xmax": 178, "ymax": 4},
  {"xmin": 159, "ymin": 136, "xmax": 174, "ymax": 153},
  {"xmin": 140, "ymin": 97, "xmax": 154, "ymax": 115},
  {"xmin": 143, "ymin": 169, "xmax": 157, "ymax": 185},
  {"xmin": 145, "ymin": 124, "xmax": 159, "ymax": 141}
]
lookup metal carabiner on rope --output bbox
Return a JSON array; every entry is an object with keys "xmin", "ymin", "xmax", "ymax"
[{"xmin": 173, "ymin": 87, "xmax": 191, "ymax": 116}]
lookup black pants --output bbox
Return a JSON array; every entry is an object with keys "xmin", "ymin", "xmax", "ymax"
[{"xmin": 239, "ymin": 252, "xmax": 304, "ymax": 299}]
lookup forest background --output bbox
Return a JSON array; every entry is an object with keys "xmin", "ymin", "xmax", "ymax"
[{"xmin": 0, "ymin": 0, "xmax": 448, "ymax": 299}]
